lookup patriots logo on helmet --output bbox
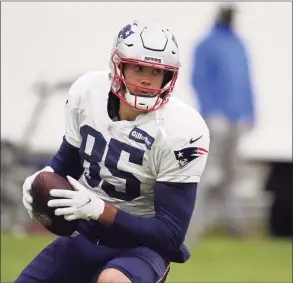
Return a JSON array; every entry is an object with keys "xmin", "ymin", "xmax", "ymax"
[
  {"xmin": 174, "ymin": 147, "xmax": 208, "ymax": 168},
  {"xmin": 116, "ymin": 24, "xmax": 134, "ymax": 47}
]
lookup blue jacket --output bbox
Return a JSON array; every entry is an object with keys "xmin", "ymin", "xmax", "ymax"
[{"xmin": 191, "ymin": 22, "xmax": 255, "ymax": 123}]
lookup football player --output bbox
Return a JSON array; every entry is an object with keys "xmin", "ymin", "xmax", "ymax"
[{"xmin": 17, "ymin": 20, "xmax": 209, "ymax": 283}]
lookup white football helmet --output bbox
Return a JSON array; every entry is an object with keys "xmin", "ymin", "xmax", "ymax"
[{"xmin": 109, "ymin": 20, "xmax": 181, "ymax": 112}]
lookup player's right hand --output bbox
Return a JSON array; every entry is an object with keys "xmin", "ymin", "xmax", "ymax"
[{"xmin": 22, "ymin": 166, "xmax": 54, "ymax": 218}]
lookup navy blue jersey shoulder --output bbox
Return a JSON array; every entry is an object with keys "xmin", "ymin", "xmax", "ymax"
[{"xmin": 49, "ymin": 137, "xmax": 83, "ymax": 179}]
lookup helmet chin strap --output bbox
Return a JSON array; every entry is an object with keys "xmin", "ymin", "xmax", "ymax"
[
  {"xmin": 119, "ymin": 74, "xmax": 146, "ymax": 111},
  {"xmin": 123, "ymin": 83, "xmax": 162, "ymax": 111},
  {"xmin": 118, "ymin": 66, "xmax": 166, "ymax": 111}
]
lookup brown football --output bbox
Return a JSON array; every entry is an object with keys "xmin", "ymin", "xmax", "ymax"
[{"xmin": 31, "ymin": 172, "xmax": 78, "ymax": 236}]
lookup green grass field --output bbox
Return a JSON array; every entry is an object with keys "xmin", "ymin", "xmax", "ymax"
[{"xmin": 1, "ymin": 233, "xmax": 292, "ymax": 282}]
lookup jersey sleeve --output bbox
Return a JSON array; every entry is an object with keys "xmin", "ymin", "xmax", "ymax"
[
  {"xmin": 64, "ymin": 78, "xmax": 83, "ymax": 148},
  {"xmin": 156, "ymin": 125, "xmax": 210, "ymax": 183}
]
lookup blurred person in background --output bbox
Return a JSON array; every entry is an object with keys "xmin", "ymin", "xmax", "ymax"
[{"xmin": 189, "ymin": 3, "xmax": 256, "ymax": 239}]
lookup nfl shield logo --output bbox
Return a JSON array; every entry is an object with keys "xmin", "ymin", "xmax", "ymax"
[{"xmin": 108, "ymin": 124, "xmax": 115, "ymax": 132}]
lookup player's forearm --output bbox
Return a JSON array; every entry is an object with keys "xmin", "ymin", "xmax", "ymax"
[
  {"xmin": 97, "ymin": 182, "xmax": 198, "ymax": 255},
  {"xmin": 105, "ymin": 207, "xmax": 183, "ymax": 255},
  {"xmin": 49, "ymin": 137, "xmax": 84, "ymax": 180},
  {"xmin": 98, "ymin": 202, "xmax": 118, "ymax": 226}
]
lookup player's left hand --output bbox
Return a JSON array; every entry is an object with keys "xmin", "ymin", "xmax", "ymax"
[{"xmin": 47, "ymin": 176, "xmax": 105, "ymax": 221}]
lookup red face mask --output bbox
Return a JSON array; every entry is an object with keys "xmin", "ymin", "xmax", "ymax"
[{"xmin": 110, "ymin": 50, "xmax": 180, "ymax": 112}]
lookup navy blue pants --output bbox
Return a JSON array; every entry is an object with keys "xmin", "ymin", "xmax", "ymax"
[{"xmin": 15, "ymin": 234, "xmax": 170, "ymax": 283}]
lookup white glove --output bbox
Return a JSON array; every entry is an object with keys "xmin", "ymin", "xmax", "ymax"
[
  {"xmin": 48, "ymin": 176, "xmax": 105, "ymax": 221},
  {"xmin": 22, "ymin": 166, "xmax": 54, "ymax": 218}
]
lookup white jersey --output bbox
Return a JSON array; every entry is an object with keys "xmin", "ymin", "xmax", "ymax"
[{"xmin": 65, "ymin": 71, "xmax": 210, "ymax": 217}]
